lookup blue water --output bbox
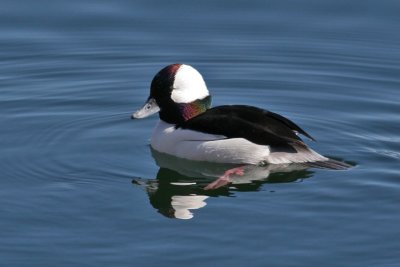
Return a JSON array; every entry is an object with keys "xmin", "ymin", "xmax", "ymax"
[{"xmin": 1, "ymin": 0, "xmax": 400, "ymax": 266}]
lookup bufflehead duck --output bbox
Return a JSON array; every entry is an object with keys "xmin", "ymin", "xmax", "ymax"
[{"xmin": 132, "ymin": 63, "xmax": 350, "ymax": 170}]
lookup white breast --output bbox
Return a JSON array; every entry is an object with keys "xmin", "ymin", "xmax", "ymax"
[{"xmin": 150, "ymin": 120, "xmax": 271, "ymax": 164}]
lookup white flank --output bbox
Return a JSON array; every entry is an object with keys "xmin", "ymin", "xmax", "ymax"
[
  {"xmin": 266, "ymin": 144, "xmax": 328, "ymax": 164},
  {"xmin": 171, "ymin": 64, "xmax": 209, "ymax": 103},
  {"xmin": 151, "ymin": 121, "xmax": 329, "ymax": 165},
  {"xmin": 150, "ymin": 121, "xmax": 271, "ymax": 164}
]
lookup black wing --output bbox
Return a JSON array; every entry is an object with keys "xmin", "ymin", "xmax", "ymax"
[{"xmin": 176, "ymin": 105, "xmax": 315, "ymax": 147}]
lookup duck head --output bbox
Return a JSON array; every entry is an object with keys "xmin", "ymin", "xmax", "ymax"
[{"xmin": 132, "ymin": 64, "xmax": 212, "ymax": 124}]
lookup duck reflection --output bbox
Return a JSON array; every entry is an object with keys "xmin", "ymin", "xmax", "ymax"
[{"xmin": 133, "ymin": 148, "xmax": 316, "ymax": 219}]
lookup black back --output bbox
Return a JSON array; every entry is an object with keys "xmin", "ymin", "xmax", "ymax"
[{"xmin": 177, "ymin": 105, "xmax": 315, "ymax": 148}]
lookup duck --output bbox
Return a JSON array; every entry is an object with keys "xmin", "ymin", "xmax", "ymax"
[{"xmin": 132, "ymin": 63, "xmax": 350, "ymax": 171}]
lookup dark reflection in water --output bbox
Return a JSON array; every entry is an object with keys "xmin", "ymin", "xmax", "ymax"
[{"xmin": 133, "ymin": 149, "xmax": 314, "ymax": 219}]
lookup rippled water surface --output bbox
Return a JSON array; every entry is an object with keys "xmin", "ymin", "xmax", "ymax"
[{"xmin": 1, "ymin": 0, "xmax": 400, "ymax": 266}]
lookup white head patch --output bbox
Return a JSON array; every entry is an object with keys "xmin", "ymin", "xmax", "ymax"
[{"xmin": 171, "ymin": 64, "xmax": 209, "ymax": 103}]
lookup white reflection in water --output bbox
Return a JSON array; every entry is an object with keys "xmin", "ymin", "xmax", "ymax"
[
  {"xmin": 171, "ymin": 195, "xmax": 209, "ymax": 220},
  {"xmin": 133, "ymin": 148, "xmax": 318, "ymax": 219}
]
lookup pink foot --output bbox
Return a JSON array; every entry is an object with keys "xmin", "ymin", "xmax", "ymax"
[{"xmin": 205, "ymin": 166, "xmax": 245, "ymax": 190}]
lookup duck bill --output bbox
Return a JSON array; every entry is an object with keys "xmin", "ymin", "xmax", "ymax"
[{"xmin": 131, "ymin": 98, "xmax": 160, "ymax": 119}]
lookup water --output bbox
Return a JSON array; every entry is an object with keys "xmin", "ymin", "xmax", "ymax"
[{"xmin": 1, "ymin": 0, "xmax": 400, "ymax": 266}]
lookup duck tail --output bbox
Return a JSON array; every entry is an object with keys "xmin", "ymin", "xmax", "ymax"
[{"xmin": 304, "ymin": 158, "xmax": 352, "ymax": 170}]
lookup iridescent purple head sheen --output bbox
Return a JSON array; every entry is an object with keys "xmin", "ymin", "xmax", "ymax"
[{"xmin": 179, "ymin": 95, "xmax": 212, "ymax": 121}]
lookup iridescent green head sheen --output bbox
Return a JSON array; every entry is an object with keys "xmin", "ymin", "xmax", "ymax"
[{"xmin": 178, "ymin": 95, "xmax": 212, "ymax": 121}]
